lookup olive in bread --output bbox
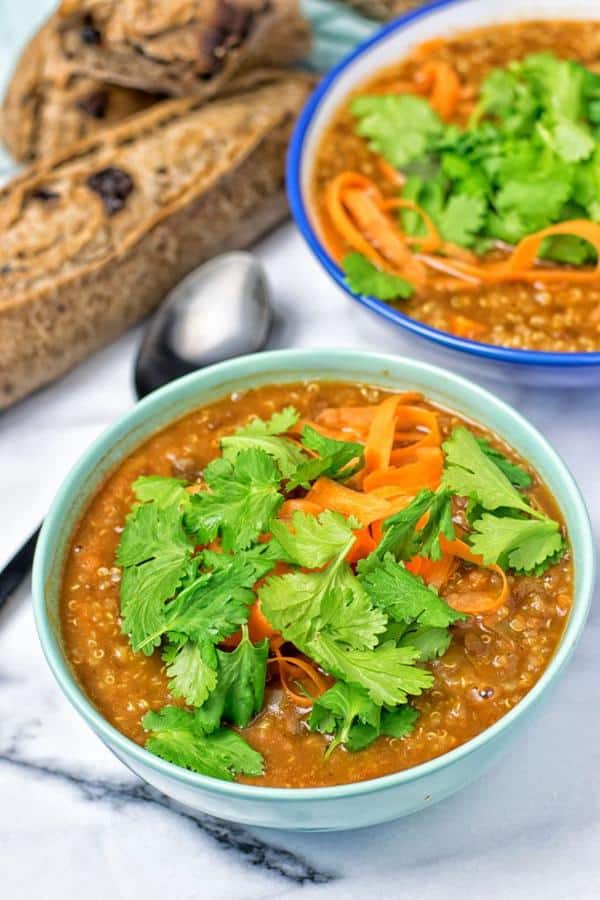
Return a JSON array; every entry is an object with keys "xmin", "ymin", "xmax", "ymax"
[{"xmin": 0, "ymin": 73, "xmax": 314, "ymax": 408}]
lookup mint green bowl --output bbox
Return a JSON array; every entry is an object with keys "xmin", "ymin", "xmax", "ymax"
[{"xmin": 33, "ymin": 349, "xmax": 595, "ymax": 831}]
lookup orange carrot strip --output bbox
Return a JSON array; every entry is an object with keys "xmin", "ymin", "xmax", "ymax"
[
  {"xmin": 279, "ymin": 498, "xmax": 324, "ymax": 519},
  {"xmin": 364, "ymin": 395, "xmax": 403, "ymax": 473},
  {"xmin": 382, "ymin": 197, "xmax": 442, "ymax": 253},
  {"xmin": 416, "ymin": 60, "xmax": 461, "ymax": 121},
  {"xmin": 306, "ymin": 477, "xmax": 392, "ymax": 525},
  {"xmin": 346, "ymin": 525, "xmax": 377, "ymax": 564},
  {"xmin": 342, "ymin": 188, "xmax": 427, "ymax": 287},
  {"xmin": 269, "ymin": 651, "xmax": 328, "ymax": 707},
  {"xmin": 362, "ymin": 447, "xmax": 444, "ymax": 492},
  {"xmin": 407, "ymin": 553, "xmax": 457, "ymax": 590},
  {"xmin": 440, "ymin": 536, "xmax": 510, "ymax": 614}
]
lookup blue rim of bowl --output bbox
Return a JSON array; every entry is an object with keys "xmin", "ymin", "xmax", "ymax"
[
  {"xmin": 33, "ymin": 349, "xmax": 595, "ymax": 801},
  {"xmin": 287, "ymin": 0, "xmax": 600, "ymax": 369}
]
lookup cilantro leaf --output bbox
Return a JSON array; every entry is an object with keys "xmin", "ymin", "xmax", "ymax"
[
  {"xmin": 270, "ymin": 510, "xmax": 357, "ymax": 569},
  {"xmin": 306, "ymin": 635, "xmax": 433, "ymax": 706},
  {"xmin": 163, "ymin": 640, "xmax": 218, "ymax": 707},
  {"xmin": 221, "ymin": 413, "xmax": 307, "ymax": 481},
  {"xmin": 158, "ymin": 556, "xmax": 257, "ymax": 646},
  {"xmin": 288, "ymin": 426, "xmax": 364, "ymax": 490},
  {"xmin": 259, "ymin": 561, "xmax": 386, "ymax": 651},
  {"xmin": 351, "ymin": 94, "xmax": 443, "ymax": 168},
  {"xmin": 361, "ymin": 556, "xmax": 464, "ymax": 627},
  {"xmin": 437, "ymin": 194, "xmax": 486, "ymax": 247},
  {"xmin": 308, "ymin": 683, "xmax": 382, "ymax": 754},
  {"xmin": 395, "ymin": 623, "xmax": 453, "ymax": 661},
  {"xmin": 196, "ymin": 627, "xmax": 269, "ymax": 730},
  {"xmin": 381, "ymin": 705, "xmax": 420, "ymax": 739},
  {"xmin": 200, "ymin": 541, "xmax": 284, "ymax": 581},
  {"xmin": 360, "ymin": 489, "xmax": 455, "ymax": 571},
  {"xmin": 132, "ymin": 475, "xmax": 190, "ymax": 509},
  {"xmin": 117, "ymin": 503, "xmax": 195, "ymax": 654},
  {"xmin": 309, "ymin": 683, "xmax": 420, "ymax": 755},
  {"xmin": 442, "ymin": 427, "xmax": 540, "ymax": 518},
  {"xmin": 342, "ymin": 252, "xmax": 414, "ymax": 301},
  {"xmin": 469, "ymin": 513, "xmax": 565, "ymax": 574},
  {"xmin": 184, "ymin": 449, "xmax": 285, "ymax": 550},
  {"xmin": 236, "ymin": 407, "xmax": 300, "ymax": 436},
  {"xmin": 143, "ymin": 707, "xmax": 263, "ymax": 779},
  {"xmin": 476, "ymin": 437, "xmax": 533, "ymax": 488}
]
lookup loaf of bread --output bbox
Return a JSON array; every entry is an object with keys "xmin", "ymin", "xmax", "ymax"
[
  {"xmin": 0, "ymin": 73, "xmax": 313, "ymax": 408},
  {"xmin": 56, "ymin": 0, "xmax": 311, "ymax": 97},
  {"xmin": 342, "ymin": 0, "xmax": 428, "ymax": 21},
  {"xmin": 2, "ymin": 15, "xmax": 157, "ymax": 163}
]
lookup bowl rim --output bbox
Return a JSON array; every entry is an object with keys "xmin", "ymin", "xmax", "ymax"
[
  {"xmin": 33, "ymin": 348, "xmax": 595, "ymax": 801},
  {"xmin": 286, "ymin": 0, "xmax": 600, "ymax": 368}
]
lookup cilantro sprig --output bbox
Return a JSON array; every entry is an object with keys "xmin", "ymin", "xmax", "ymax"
[
  {"xmin": 343, "ymin": 51, "xmax": 600, "ymax": 301},
  {"xmin": 114, "ymin": 403, "xmax": 566, "ymax": 775}
]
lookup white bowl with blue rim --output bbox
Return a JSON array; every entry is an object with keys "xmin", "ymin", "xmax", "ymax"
[{"xmin": 288, "ymin": 0, "xmax": 600, "ymax": 387}]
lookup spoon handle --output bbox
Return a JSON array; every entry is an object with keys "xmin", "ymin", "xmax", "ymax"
[{"xmin": 0, "ymin": 527, "xmax": 40, "ymax": 610}]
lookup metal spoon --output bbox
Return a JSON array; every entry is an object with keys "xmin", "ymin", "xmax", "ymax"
[{"xmin": 0, "ymin": 251, "xmax": 273, "ymax": 608}]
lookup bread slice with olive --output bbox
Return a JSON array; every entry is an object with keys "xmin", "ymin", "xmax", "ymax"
[
  {"xmin": 2, "ymin": 14, "xmax": 157, "ymax": 163},
  {"xmin": 0, "ymin": 73, "xmax": 313, "ymax": 408},
  {"xmin": 56, "ymin": 0, "xmax": 311, "ymax": 98}
]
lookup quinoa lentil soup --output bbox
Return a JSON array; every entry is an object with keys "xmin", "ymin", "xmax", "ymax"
[
  {"xmin": 312, "ymin": 21, "xmax": 600, "ymax": 352},
  {"xmin": 60, "ymin": 381, "xmax": 572, "ymax": 788}
]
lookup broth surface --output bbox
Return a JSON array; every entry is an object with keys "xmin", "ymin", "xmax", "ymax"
[
  {"xmin": 60, "ymin": 382, "xmax": 572, "ymax": 787},
  {"xmin": 312, "ymin": 21, "xmax": 600, "ymax": 352}
]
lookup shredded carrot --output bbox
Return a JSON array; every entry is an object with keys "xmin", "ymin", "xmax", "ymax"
[
  {"xmin": 382, "ymin": 197, "xmax": 442, "ymax": 253},
  {"xmin": 346, "ymin": 525, "xmax": 377, "ymax": 564},
  {"xmin": 407, "ymin": 552, "xmax": 457, "ymax": 590},
  {"xmin": 269, "ymin": 650, "xmax": 328, "ymax": 707},
  {"xmin": 415, "ymin": 60, "xmax": 461, "ymax": 121},
  {"xmin": 364, "ymin": 395, "xmax": 403, "ymax": 473},
  {"xmin": 363, "ymin": 447, "xmax": 444, "ymax": 493},
  {"xmin": 324, "ymin": 172, "xmax": 427, "ymax": 288},
  {"xmin": 279, "ymin": 498, "xmax": 324, "ymax": 519},
  {"xmin": 306, "ymin": 477, "xmax": 392, "ymax": 525},
  {"xmin": 439, "ymin": 536, "xmax": 511, "ymax": 614}
]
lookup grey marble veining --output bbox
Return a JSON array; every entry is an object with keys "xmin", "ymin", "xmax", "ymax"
[{"xmin": 1, "ymin": 3, "xmax": 600, "ymax": 897}]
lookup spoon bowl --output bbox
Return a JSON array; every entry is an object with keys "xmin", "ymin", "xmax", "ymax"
[{"xmin": 134, "ymin": 251, "xmax": 272, "ymax": 397}]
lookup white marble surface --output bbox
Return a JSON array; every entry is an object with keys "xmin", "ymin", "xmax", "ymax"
[{"xmin": 1, "ymin": 3, "xmax": 600, "ymax": 898}]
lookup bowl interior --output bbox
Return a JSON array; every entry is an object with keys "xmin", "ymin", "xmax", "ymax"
[{"xmin": 34, "ymin": 350, "xmax": 595, "ymax": 799}]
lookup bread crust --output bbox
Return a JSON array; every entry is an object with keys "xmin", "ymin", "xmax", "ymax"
[
  {"xmin": 341, "ymin": 0, "xmax": 428, "ymax": 21},
  {"xmin": 0, "ymin": 74, "xmax": 313, "ymax": 407},
  {"xmin": 2, "ymin": 15, "xmax": 156, "ymax": 162},
  {"xmin": 57, "ymin": 0, "xmax": 311, "ymax": 97}
]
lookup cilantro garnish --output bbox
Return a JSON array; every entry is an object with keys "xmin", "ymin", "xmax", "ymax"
[
  {"xmin": 117, "ymin": 502, "xmax": 195, "ymax": 654},
  {"xmin": 361, "ymin": 555, "xmax": 465, "ymax": 628},
  {"xmin": 342, "ymin": 251, "xmax": 414, "ymax": 302},
  {"xmin": 308, "ymin": 682, "xmax": 419, "ymax": 755},
  {"xmin": 112, "ymin": 397, "xmax": 566, "ymax": 775},
  {"xmin": 288, "ymin": 426, "xmax": 364, "ymax": 489},
  {"xmin": 352, "ymin": 52, "xmax": 600, "ymax": 261},
  {"xmin": 442, "ymin": 426, "xmax": 564, "ymax": 574},
  {"xmin": 142, "ymin": 707, "xmax": 263, "ymax": 779},
  {"xmin": 184, "ymin": 448, "xmax": 285, "ymax": 550},
  {"xmin": 351, "ymin": 94, "xmax": 444, "ymax": 167},
  {"xmin": 221, "ymin": 407, "xmax": 307, "ymax": 479}
]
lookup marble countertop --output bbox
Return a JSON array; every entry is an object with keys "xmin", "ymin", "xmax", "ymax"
[{"xmin": 1, "ymin": 3, "xmax": 600, "ymax": 898}]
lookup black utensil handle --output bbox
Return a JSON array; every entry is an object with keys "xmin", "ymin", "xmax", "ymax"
[{"xmin": 0, "ymin": 527, "xmax": 40, "ymax": 609}]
